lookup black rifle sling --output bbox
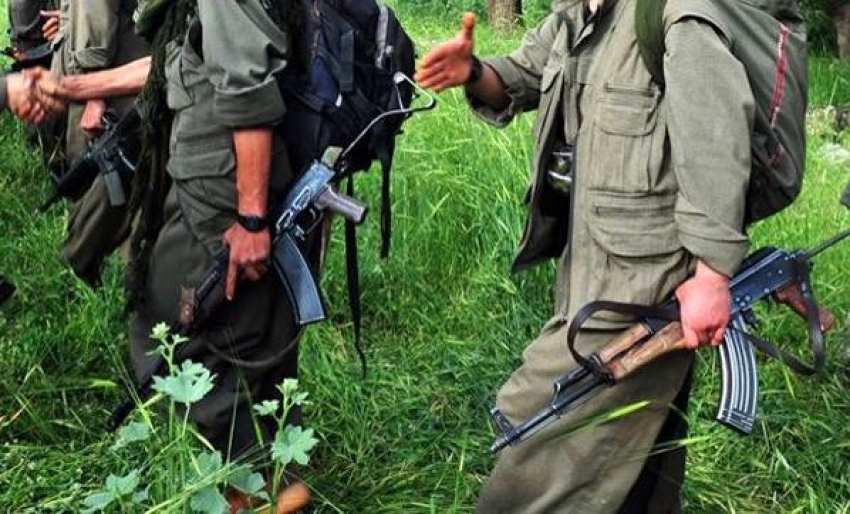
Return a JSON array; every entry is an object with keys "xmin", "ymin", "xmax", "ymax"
[
  {"xmin": 567, "ymin": 291, "xmax": 826, "ymax": 380},
  {"xmin": 345, "ymin": 175, "xmax": 368, "ymax": 378},
  {"xmin": 566, "ymin": 300, "xmax": 680, "ymax": 379}
]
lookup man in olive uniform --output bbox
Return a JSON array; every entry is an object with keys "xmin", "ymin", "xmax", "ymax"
[
  {"xmin": 51, "ymin": 0, "xmax": 148, "ymax": 285},
  {"xmin": 128, "ymin": 0, "xmax": 314, "ymax": 509},
  {"xmin": 418, "ymin": 0, "xmax": 752, "ymax": 511}
]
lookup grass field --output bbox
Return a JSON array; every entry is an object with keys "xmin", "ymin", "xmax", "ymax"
[{"xmin": 1, "ymin": 9, "xmax": 850, "ymax": 514}]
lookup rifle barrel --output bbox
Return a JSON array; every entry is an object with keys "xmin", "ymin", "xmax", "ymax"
[{"xmin": 803, "ymin": 229, "xmax": 850, "ymax": 260}]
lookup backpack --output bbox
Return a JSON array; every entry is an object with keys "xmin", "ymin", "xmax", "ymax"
[
  {"xmin": 268, "ymin": 0, "xmax": 417, "ymax": 372},
  {"xmin": 635, "ymin": 0, "xmax": 807, "ymax": 224}
]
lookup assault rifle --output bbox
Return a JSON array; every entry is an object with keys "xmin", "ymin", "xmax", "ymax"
[
  {"xmin": 39, "ymin": 102, "xmax": 143, "ymax": 212},
  {"xmin": 2, "ymin": 42, "xmax": 52, "ymax": 71},
  {"xmin": 0, "ymin": 276, "xmax": 15, "ymax": 306},
  {"xmin": 491, "ymin": 228, "xmax": 849, "ymax": 453},
  {"xmin": 107, "ymin": 148, "xmax": 368, "ymax": 431}
]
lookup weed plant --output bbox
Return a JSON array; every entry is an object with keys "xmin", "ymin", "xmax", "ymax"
[{"xmin": 1, "ymin": 8, "xmax": 849, "ymax": 514}]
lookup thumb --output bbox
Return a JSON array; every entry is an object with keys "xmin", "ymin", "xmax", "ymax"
[
  {"xmin": 682, "ymin": 324, "xmax": 700, "ymax": 350},
  {"xmin": 461, "ymin": 12, "xmax": 476, "ymax": 42},
  {"xmin": 711, "ymin": 325, "xmax": 726, "ymax": 347}
]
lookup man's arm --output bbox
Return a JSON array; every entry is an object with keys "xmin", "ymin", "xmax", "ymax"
[
  {"xmin": 417, "ymin": 11, "xmax": 562, "ymax": 125},
  {"xmin": 36, "ymin": 56, "xmax": 150, "ymax": 103},
  {"xmin": 199, "ymin": 0, "xmax": 290, "ymax": 297},
  {"xmin": 665, "ymin": 19, "xmax": 754, "ymax": 347}
]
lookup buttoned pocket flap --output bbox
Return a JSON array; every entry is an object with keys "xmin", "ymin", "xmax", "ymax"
[
  {"xmin": 596, "ymin": 85, "xmax": 659, "ymax": 137},
  {"xmin": 588, "ymin": 193, "xmax": 680, "ymax": 257}
]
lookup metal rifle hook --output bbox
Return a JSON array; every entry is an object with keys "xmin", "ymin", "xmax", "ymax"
[{"xmin": 339, "ymin": 72, "xmax": 438, "ymax": 164}]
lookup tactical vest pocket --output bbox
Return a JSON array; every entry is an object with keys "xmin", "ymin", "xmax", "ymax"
[
  {"xmin": 584, "ymin": 192, "xmax": 689, "ymax": 324},
  {"xmin": 589, "ymin": 84, "xmax": 662, "ymax": 194}
]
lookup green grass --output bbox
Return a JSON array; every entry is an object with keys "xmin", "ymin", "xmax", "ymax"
[{"xmin": 2, "ymin": 11, "xmax": 850, "ymax": 513}]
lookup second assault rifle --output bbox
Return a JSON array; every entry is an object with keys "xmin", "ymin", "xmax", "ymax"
[
  {"xmin": 39, "ymin": 102, "xmax": 143, "ymax": 212},
  {"xmin": 491, "ymin": 228, "xmax": 849, "ymax": 452}
]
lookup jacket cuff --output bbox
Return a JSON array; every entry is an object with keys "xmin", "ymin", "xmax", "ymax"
[
  {"xmin": 466, "ymin": 56, "xmax": 527, "ymax": 128},
  {"xmin": 675, "ymin": 197, "xmax": 749, "ymax": 277},
  {"xmin": 213, "ymin": 77, "xmax": 286, "ymax": 128},
  {"xmin": 69, "ymin": 48, "xmax": 112, "ymax": 73}
]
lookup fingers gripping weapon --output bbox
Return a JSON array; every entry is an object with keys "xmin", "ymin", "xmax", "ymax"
[
  {"xmin": 491, "ymin": 229, "xmax": 849, "ymax": 452},
  {"xmin": 178, "ymin": 148, "xmax": 367, "ymax": 333},
  {"xmin": 39, "ymin": 102, "xmax": 143, "ymax": 212}
]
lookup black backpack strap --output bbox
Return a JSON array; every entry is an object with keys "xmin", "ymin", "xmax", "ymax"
[
  {"xmin": 634, "ymin": 0, "xmax": 667, "ymax": 87},
  {"xmin": 344, "ymin": 175, "xmax": 368, "ymax": 377}
]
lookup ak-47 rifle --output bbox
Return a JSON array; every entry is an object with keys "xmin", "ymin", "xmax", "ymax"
[
  {"xmin": 491, "ymin": 227, "xmax": 849, "ymax": 453},
  {"xmin": 39, "ymin": 102, "xmax": 143, "ymax": 212},
  {"xmin": 0, "ymin": 276, "xmax": 15, "ymax": 306}
]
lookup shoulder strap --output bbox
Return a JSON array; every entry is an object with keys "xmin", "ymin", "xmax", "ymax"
[{"xmin": 634, "ymin": 0, "xmax": 667, "ymax": 87}]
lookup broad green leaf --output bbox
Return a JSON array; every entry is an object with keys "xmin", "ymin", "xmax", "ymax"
[
  {"xmin": 151, "ymin": 322, "xmax": 171, "ymax": 342},
  {"xmin": 152, "ymin": 360, "xmax": 216, "ymax": 405},
  {"xmin": 290, "ymin": 391, "xmax": 309, "ymax": 406},
  {"xmin": 112, "ymin": 422, "xmax": 151, "ymax": 450},
  {"xmin": 105, "ymin": 470, "xmax": 140, "ymax": 496},
  {"xmin": 82, "ymin": 491, "xmax": 115, "ymax": 513},
  {"xmin": 253, "ymin": 400, "xmax": 280, "ymax": 417},
  {"xmin": 195, "ymin": 451, "xmax": 223, "ymax": 477},
  {"xmin": 229, "ymin": 466, "xmax": 266, "ymax": 496},
  {"xmin": 271, "ymin": 426, "xmax": 318, "ymax": 466},
  {"xmin": 279, "ymin": 379, "xmax": 299, "ymax": 398},
  {"xmin": 190, "ymin": 486, "xmax": 229, "ymax": 514}
]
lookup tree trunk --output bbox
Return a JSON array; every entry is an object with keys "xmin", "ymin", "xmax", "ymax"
[
  {"xmin": 488, "ymin": 0, "xmax": 521, "ymax": 30},
  {"xmin": 836, "ymin": 3, "xmax": 850, "ymax": 59}
]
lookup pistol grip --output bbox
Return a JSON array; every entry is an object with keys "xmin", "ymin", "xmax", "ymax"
[
  {"xmin": 102, "ymin": 168, "xmax": 127, "ymax": 206},
  {"xmin": 775, "ymin": 283, "xmax": 835, "ymax": 333},
  {"xmin": 272, "ymin": 232, "xmax": 326, "ymax": 325}
]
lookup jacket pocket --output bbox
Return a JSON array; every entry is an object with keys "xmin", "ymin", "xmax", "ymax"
[
  {"xmin": 168, "ymin": 134, "xmax": 235, "ymax": 181},
  {"xmin": 589, "ymin": 83, "xmax": 663, "ymax": 193},
  {"xmin": 585, "ymin": 191, "xmax": 690, "ymax": 323}
]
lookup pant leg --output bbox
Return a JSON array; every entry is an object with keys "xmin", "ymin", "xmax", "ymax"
[
  {"xmin": 60, "ymin": 174, "xmax": 134, "ymax": 286},
  {"xmin": 476, "ymin": 317, "xmax": 693, "ymax": 514},
  {"xmin": 618, "ymin": 368, "xmax": 693, "ymax": 514}
]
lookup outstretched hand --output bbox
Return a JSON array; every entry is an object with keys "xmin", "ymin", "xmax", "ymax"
[{"xmin": 415, "ymin": 13, "xmax": 477, "ymax": 92}]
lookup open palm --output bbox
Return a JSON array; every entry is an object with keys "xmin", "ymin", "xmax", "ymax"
[{"xmin": 416, "ymin": 13, "xmax": 476, "ymax": 92}]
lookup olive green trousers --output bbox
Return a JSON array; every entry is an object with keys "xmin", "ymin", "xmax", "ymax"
[{"xmin": 476, "ymin": 318, "xmax": 694, "ymax": 514}]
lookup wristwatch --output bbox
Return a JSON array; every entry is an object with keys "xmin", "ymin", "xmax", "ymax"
[
  {"xmin": 236, "ymin": 214, "xmax": 269, "ymax": 233},
  {"xmin": 466, "ymin": 55, "xmax": 484, "ymax": 85}
]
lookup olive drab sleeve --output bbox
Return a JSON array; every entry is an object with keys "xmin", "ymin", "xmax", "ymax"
[
  {"xmin": 664, "ymin": 19, "xmax": 752, "ymax": 277},
  {"xmin": 468, "ymin": 12, "xmax": 562, "ymax": 127},
  {"xmin": 65, "ymin": 0, "xmax": 123, "ymax": 73},
  {"xmin": 198, "ymin": 0, "xmax": 289, "ymax": 128}
]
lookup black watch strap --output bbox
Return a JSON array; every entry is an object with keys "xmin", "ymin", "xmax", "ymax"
[
  {"xmin": 466, "ymin": 55, "xmax": 484, "ymax": 85},
  {"xmin": 236, "ymin": 214, "xmax": 269, "ymax": 233}
]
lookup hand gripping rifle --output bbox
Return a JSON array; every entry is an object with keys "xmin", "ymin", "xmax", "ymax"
[
  {"xmin": 491, "ymin": 228, "xmax": 849, "ymax": 452},
  {"xmin": 39, "ymin": 102, "xmax": 143, "ymax": 212}
]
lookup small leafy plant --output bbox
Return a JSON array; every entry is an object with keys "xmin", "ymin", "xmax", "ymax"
[{"xmin": 81, "ymin": 323, "xmax": 318, "ymax": 513}]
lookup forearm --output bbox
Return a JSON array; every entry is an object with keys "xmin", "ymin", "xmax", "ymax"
[
  {"xmin": 464, "ymin": 63, "xmax": 509, "ymax": 111},
  {"xmin": 233, "ymin": 128, "xmax": 273, "ymax": 217},
  {"xmin": 60, "ymin": 56, "xmax": 150, "ymax": 101}
]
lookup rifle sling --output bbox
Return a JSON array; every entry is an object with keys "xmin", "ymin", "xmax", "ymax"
[{"xmin": 566, "ymin": 293, "xmax": 826, "ymax": 380}]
